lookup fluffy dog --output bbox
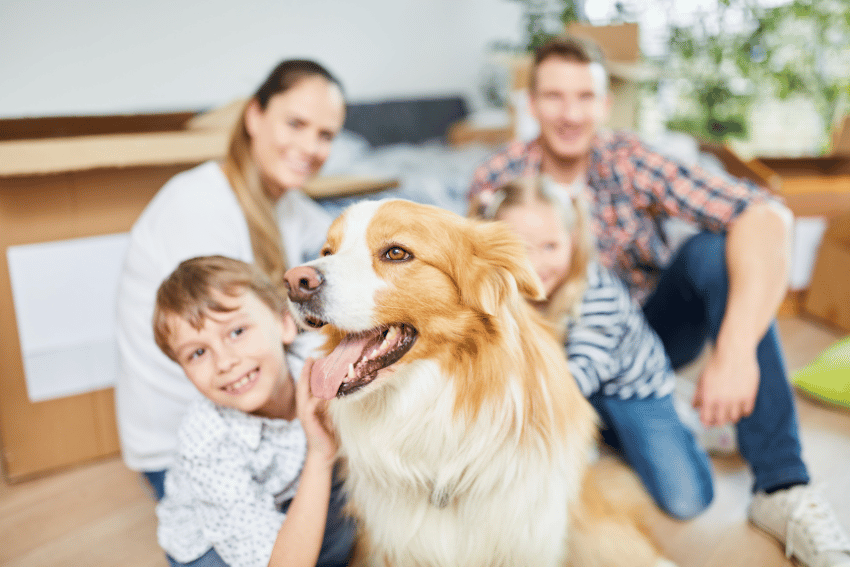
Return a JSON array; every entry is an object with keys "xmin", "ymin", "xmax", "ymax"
[{"xmin": 285, "ymin": 199, "xmax": 671, "ymax": 567}]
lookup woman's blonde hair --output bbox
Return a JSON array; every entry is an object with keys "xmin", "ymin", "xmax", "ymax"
[
  {"xmin": 153, "ymin": 255, "xmax": 287, "ymax": 362},
  {"xmin": 222, "ymin": 59, "xmax": 344, "ymax": 293},
  {"xmin": 478, "ymin": 175, "xmax": 596, "ymax": 337}
]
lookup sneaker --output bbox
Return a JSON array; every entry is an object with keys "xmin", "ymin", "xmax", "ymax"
[
  {"xmin": 748, "ymin": 484, "xmax": 850, "ymax": 567},
  {"xmin": 673, "ymin": 391, "xmax": 738, "ymax": 456},
  {"xmin": 697, "ymin": 422, "xmax": 737, "ymax": 456}
]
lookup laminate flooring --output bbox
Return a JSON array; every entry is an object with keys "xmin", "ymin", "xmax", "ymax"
[{"xmin": 2, "ymin": 316, "xmax": 848, "ymax": 567}]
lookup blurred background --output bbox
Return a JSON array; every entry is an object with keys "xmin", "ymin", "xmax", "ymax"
[{"xmin": 3, "ymin": 0, "xmax": 848, "ymax": 157}]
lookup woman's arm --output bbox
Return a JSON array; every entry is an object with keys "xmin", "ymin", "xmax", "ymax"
[
  {"xmin": 693, "ymin": 201, "xmax": 793, "ymax": 426},
  {"xmin": 268, "ymin": 359, "xmax": 339, "ymax": 567}
]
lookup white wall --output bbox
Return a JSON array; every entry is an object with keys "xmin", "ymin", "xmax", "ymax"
[{"xmin": 0, "ymin": 0, "xmax": 522, "ymax": 118}]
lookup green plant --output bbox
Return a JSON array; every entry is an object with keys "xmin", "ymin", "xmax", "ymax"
[
  {"xmin": 663, "ymin": 0, "xmax": 850, "ymax": 150},
  {"xmin": 749, "ymin": 0, "xmax": 850, "ymax": 138},
  {"xmin": 663, "ymin": 1, "xmax": 761, "ymax": 142},
  {"xmin": 506, "ymin": 0, "xmax": 583, "ymax": 52}
]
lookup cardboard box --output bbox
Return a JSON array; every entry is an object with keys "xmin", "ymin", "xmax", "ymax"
[
  {"xmin": 756, "ymin": 156, "xmax": 850, "ymax": 195},
  {"xmin": 804, "ymin": 210, "xmax": 850, "ymax": 331},
  {"xmin": 566, "ymin": 22, "xmax": 640, "ymax": 63},
  {"xmin": 779, "ymin": 192, "xmax": 850, "ymax": 317},
  {"xmin": 0, "ymin": 107, "xmax": 397, "ymax": 481},
  {"xmin": 447, "ymin": 119, "xmax": 513, "ymax": 147},
  {"xmin": 751, "ymin": 155, "xmax": 850, "ymax": 318},
  {"xmin": 699, "ymin": 142, "xmax": 781, "ymax": 190},
  {"xmin": 831, "ymin": 115, "xmax": 850, "ymax": 156}
]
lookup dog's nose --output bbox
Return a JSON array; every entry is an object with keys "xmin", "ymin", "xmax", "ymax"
[{"xmin": 284, "ymin": 265, "xmax": 324, "ymax": 303}]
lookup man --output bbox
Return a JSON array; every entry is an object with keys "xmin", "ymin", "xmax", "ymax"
[{"xmin": 468, "ymin": 35, "xmax": 850, "ymax": 567}]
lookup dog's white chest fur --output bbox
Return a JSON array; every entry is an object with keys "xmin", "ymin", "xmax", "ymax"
[{"xmin": 334, "ymin": 360, "xmax": 586, "ymax": 567}]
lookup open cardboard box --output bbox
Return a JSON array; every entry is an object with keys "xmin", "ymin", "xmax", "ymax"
[
  {"xmin": 0, "ymin": 106, "xmax": 396, "ymax": 481},
  {"xmin": 804, "ymin": 210, "xmax": 850, "ymax": 332},
  {"xmin": 746, "ymin": 118, "xmax": 850, "ymax": 323},
  {"xmin": 698, "ymin": 135, "xmax": 850, "ymax": 321}
]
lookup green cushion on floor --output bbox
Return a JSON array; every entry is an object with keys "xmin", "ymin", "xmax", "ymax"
[{"xmin": 792, "ymin": 336, "xmax": 850, "ymax": 410}]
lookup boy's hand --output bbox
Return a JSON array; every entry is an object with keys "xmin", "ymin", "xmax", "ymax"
[{"xmin": 296, "ymin": 358, "xmax": 338, "ymax": 465}]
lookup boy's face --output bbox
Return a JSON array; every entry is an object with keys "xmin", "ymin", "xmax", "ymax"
[
  {"xmin": 168, "ymin": 289, "xmax": 298, "ymax": 418},
  {"xmin": 529, "ymin": 57, "xmax": 610, "ymax": 163},
  {"xmin": 498, "ymin": 203, "xmax": 572, "ymax": 297}
]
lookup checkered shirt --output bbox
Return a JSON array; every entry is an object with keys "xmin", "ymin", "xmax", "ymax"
[{"xmin": 468, "ymin": 130, "xmax": 776, "ymax": 303}]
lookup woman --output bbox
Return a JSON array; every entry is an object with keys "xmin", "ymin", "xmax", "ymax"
[{"xmin": 115, "ymin": 59, "xmax": 346, "ymax": 498}]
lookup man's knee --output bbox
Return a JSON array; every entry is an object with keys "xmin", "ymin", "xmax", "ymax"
[{"xmin": 678, "ymin": 232, "xmax": 727, "ymax": 294}]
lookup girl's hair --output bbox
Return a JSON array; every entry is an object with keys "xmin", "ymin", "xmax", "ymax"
[
  {"xmin": 153, "ymin": 255, "xmax": 287, "ymax": 362},
  {"xmin": 222, "ymin": 59, "xmax": 345, "ymax": 292},
  {"xmin": 478, "ymin": 175, "xmax": 596, "ymax": 335}
]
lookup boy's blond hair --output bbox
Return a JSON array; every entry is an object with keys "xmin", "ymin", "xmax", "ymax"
[
  {"xmin": 153, "ymin": 255, "xmax": 288, "ymax": 362},
  {"xmin": 477, "ymin": 175, "xmax": 596, "ymax": 338}
]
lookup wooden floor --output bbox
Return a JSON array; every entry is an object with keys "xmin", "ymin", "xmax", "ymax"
[{"xmin": 1, "ymin": 316, "xmax": 848, "ymax": 567}]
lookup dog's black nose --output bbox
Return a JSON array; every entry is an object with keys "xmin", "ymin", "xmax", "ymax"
[{"xmin": 284, "ymin": 265, "xmax": 324, "ymax": 303}]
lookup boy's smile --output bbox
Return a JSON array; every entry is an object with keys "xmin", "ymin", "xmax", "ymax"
[
  {"xmin": 169, "ymin": 289, "xmax": 297, "ymax": 419},
  {"xmin": 223, "ymin": 369, "xmax": 260, "ymax": 394}
]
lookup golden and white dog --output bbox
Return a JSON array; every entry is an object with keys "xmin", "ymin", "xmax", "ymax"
[{"xmin": 285, "ymin": 199, "xmax": 670, "ymax": 567}]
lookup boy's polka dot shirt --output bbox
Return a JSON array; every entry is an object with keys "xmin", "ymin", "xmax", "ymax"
[{"xmin": 156, "ymin": 393, "xmax": 307, "ymax": 566}]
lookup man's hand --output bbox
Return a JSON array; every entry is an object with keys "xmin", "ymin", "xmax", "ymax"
[
  {"xmin": 693, "ymin": 345, "xmax": 759, "ymax": 427},
  {"xmin": 693, "ymin": 202, "xmax": 790, "ymax": 429}
]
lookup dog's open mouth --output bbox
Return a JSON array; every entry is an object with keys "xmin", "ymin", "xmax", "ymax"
[{"xmin": 311, "ymin": 324, "xmax": 418, "ymax": 399}]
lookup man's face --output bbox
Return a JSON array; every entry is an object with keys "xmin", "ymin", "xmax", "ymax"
[{"xmin": 529, "ymin": 58, "xmax": 610, "ymax": 162}]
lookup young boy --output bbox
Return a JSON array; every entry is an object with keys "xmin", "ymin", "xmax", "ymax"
[{"xmin": 151, "ymin": 255, "xmax": 354, "ymax": 567}]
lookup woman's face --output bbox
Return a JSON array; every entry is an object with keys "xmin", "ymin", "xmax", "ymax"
[{"xmin": 246, "ymin": 75, "xmax": 345, "ymax": 199}]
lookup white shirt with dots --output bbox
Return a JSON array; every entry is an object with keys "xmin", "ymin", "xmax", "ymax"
[{"xmin": 156, "ymin": 393, "xmax": 307, "ymax": 567}]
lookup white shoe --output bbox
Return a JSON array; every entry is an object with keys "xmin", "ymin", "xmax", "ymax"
[
  {"xmin": 673, "ymin": 392, "xmax": 738, "ymax": 456},
  {"xmin": 748, "ymin": 484, "xmax": 850, "ymax": 567},
  {"xmin": 696, "ymin": 422, "xmax": 737, "ymax": 456}
]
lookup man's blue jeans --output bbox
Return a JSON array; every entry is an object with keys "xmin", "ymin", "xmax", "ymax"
[{"xmin": 593, "ymin": 231, "xmax": 809, "ymax": 519}]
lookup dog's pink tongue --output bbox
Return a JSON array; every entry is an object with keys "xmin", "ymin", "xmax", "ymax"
[{"xmin": 311, "ymin": 335, "xmax": 370, "ymax": 399}]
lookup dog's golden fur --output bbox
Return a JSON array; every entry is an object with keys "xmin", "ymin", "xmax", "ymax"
[{"xmin": 286, "ymin": 199, "xmax": 667, "ymax": 567}]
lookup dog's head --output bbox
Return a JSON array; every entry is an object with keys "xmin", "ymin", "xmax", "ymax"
[{"xmin": 285, "ymin": 199, "xmax": 545, "ymax": 400}]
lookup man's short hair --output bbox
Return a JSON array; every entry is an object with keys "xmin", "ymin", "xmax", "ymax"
[{"xmin": 530, "ymin": 35, "xmax": 608, "ymax": 94}]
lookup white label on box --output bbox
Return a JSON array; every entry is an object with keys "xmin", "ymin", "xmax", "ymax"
[
  {"xmin": 790, "ymin": 217, "xmax": 828, "ymax": 290},
  {"xmin": 7, "ymin": 233, "xmax": 129, "ymax": 402}
]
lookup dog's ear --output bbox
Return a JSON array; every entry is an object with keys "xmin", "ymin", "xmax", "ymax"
[{"xmin": 457, "ymin": 220, "xmax": 546, "ymax": 316}]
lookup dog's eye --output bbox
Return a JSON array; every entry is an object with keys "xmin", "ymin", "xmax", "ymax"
[
  {"xmin": 383, "ymin": 246, "xmax": 412, "ymax": 262},
  {"xmin": 321, "ymin": 247, "xmax": 332, "ymax": 257}
]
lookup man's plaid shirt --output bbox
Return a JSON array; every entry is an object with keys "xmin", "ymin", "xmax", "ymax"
[{"xmin": 468, "ymin": 130, "xmax": 776, "ymax": 304}]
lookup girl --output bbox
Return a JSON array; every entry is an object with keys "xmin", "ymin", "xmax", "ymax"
[
  {"xmin": 479, "ymin": 175, "xmax": 715, "ymax": 520},
  {"xmin": 116, "ymin": 59, "xmax": 346, "ymax": 498}
]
